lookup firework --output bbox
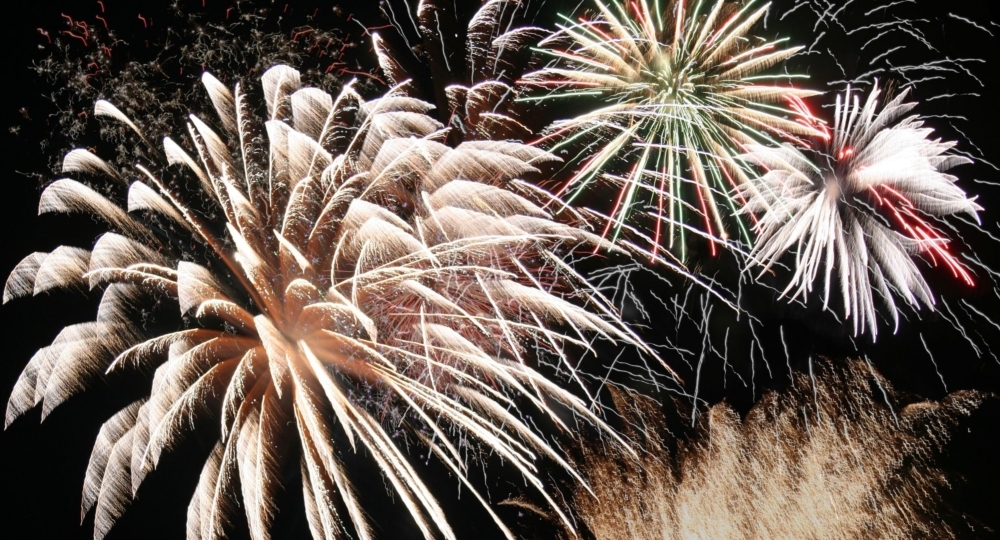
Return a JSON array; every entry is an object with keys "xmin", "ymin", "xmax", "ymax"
[
  {"xmin": 4, "ymin": 65, "xmax": 656, "ymax": 540},
  {"xmin": 26, "ymin": 2, "xmax": 373, "ymax": 175},
  {"xmin": 521, "ymin": 0, "xmax": 821, "ymax": 261},
  {"xmin": 573, "ymin": 360, "xmax": 988, "ymax": 540},
  {"xmin": 737, "ymin": 82, "xmax": 981, "ymax": 337},
  {"xmin": 372, "ymin": 0, "xmax": 545, "ymax": 143}
]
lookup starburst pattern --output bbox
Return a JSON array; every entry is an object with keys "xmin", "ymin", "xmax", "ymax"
[
  {"xmin": 521, "ymin": 0, "xmax": 821, "ymax": 261},
  {"xmin": 738, "ymin": 83, "xmax": 981, "ymax": 336},
  {"xmin": 4, "ymin": 65, "xmax": 656, "ymax": 540}
]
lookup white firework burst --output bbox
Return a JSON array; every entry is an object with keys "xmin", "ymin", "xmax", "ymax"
[
  {"xmin": 738, "ymin": 82, "xmax": 981, "ymax": 337},
  {"xmin": 4, "ymin": 65, "xmax": 658, "ymax": 540}
]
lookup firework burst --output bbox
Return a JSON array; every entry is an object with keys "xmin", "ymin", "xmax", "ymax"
[
  {"xmin": 738, "ymin": 82, "xmax": 981, "ymax": 337},
  {"xmin": 4, "ymin": 65, "xmax": 656, "ymax": 540},
  {"xmin": 521, "ymin": 0, "xmax": 821, "ymax": 262},
  {"xmin": 372, "ymin": 0, "xmax": 546, "ymax": 143}
]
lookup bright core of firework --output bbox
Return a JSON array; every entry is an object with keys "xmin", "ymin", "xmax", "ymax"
[
  {"xmin": 738, "ymin": 82, "xmax": 981, "ymax": 337},
  {"xmin": 521, "ymin": 0, "xmax": 821, "ymax": 261}
]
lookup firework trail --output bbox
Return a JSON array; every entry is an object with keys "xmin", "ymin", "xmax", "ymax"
[
  {"xmin": 738, "ymin": 82, "xmax": 980, "ymax": 337},
  {"xmin": 521, "ymin": 0, "xmax": 822, "ymax": 262},
  {"xmin": 573, "ymin": 359, "xmax": 990, "ymax": 540},
  {"xmin": 775, "ymin": 0, "xmax": 993, "ymax": 113},
  {"xmin": 4, "ymin": 64, "xmax": 660, "ymax": 540}
]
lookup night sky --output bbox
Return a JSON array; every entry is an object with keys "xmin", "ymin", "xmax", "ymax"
[{"xmin": 2, "ymin": 1, "xmax": 999, "ymax": 539}]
